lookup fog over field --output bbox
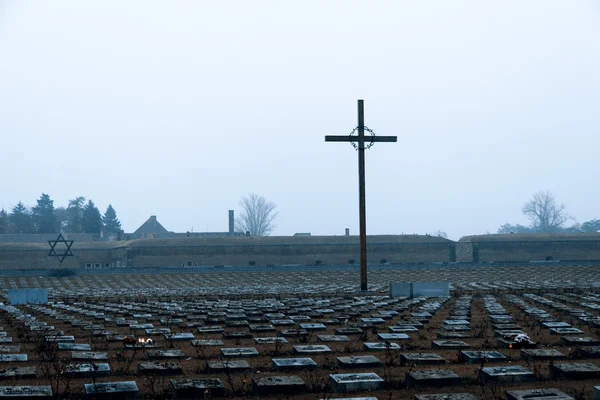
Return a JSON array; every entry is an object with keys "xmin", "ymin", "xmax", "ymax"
[{"xmin": 1, "ymin": 1, "xmax": 599, "ymax": 239}]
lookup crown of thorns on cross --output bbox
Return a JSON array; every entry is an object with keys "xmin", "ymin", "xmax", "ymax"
[
  {"xmin": 349, "ymin": 126, "xmax": 376, "ymax": 150},
  {"xmin": 48, "ymin": 234, "xmax": 74, "ymax": 264}
]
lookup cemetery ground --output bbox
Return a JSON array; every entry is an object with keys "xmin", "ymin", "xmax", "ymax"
[{"xmin": 0, "ymin": 264, "xmax": 599, "ymax": 399}]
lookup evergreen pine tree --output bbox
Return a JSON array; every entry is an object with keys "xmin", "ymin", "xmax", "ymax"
[
  {"xmin": 10, "ymin": 202, "xmax": 34, "ymax": 233},
  {"xmin": 0, "ymin": 209, "xmax": 7, "ymax": 234},
  {"xmin": 102, "ymin": 204, "xmax": 122, "ymax": 235},
  {"xmin": 65, "ymin": 196, "xmax": 86, "ymax": 233},
  {"xmin": 82, "ymin": 200, "xmax": 103, "ymax": 234},
  {"xmin": 32, "ymin": 193, "xmax": 57, "ymax": 233}
]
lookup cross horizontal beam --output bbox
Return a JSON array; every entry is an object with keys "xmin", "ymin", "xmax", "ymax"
[{"xmin": 325, "ymin": 135, "xmax": 397, "ymax": 143}]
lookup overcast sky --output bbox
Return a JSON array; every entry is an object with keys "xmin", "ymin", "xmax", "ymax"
[{"xmin": 1, "ymin": 1, "xmax": 599, "ymax": 240}]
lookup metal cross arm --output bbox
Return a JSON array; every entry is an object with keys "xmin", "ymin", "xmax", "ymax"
[{"xmin": 324, "ymin": 135, "xmax": 397, "ymax": 143}]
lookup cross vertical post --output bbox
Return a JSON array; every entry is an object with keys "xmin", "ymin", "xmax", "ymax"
[
  {"xmin": 357, "ymin": 100, "xmax": 368, "ymax": 291},
  {"xmin": 325, "ymin": 99, "xmax": 397, "ymax": 292}
]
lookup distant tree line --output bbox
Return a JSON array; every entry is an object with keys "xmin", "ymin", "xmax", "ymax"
[
  {"xmin": 498, "ymin": 190, "xmax": 600, "ymax": 234},
  {"xmin": 0, "ymin": 194, "xmax": 121, "ymax": 236}
]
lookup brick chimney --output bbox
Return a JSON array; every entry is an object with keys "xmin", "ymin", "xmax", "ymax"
[{"xmin": 228, "ymin": 210, "xmax": 234, "ymax": 234}]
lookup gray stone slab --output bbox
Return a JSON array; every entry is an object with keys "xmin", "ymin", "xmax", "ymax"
[
  {"xmin": 550, "ymin": 363, "xmax": 600, "ymax": 380},
  {"xmin": 58, "ymin": 343, "xmax": 91, "ymax": 351},
  {"xmin": 550, "ymin": 327, "xmax": 583, "ymax": 335},
  {"xmin": 138, "ymin": 362, "xmax": 182, "ymax": 376},
  {"xmin": 390, "ymin": 326, "xmax": 418, "ymax": 333},
  {"xmin": 0, "ymin": 368, "xmax": 36, "ymax": 380},
  {"xmin": 0, "ymin": 347, "xmax": 19, "ymax": 354},
  {"xmin": 191, "ymin": 339, "xmax": 223, "ymax": 347},
  {"xmin": 254, "ymin": 337, "xmax": 287, "ymax": 344},
  {"xmin": 83, "ymin": 381, "xmax": 139, "ymax": 400},
  {"xmin": 253, "ymin": 376, "xmax": 306, "ymax": 395},
  {"xmin": 364, "ymin": 342, "xmax": 401, "ymax": 351},
  {"xmin": 478, "ymin": 366, "xmax": 535, "ymax": 384},
  {"xmin": 336, "ymin": 356, "xmax": 383, "ymax": 369},
  {"xmin": 65, "ymin": 363, "xmax": 110, "ymax": 378},
  {"xmin": 505, "ymin": 388, "xmax": 574, "ymax": 400},
  {"xmin": 378, "ymin": 333, "xmax": 410, "ymax": 340},
  {"xmin": 432, "ymin": 340, "xmax": 470, "ymax": 350},
  {"xmin": 561, "ymin": 336, "xmax": 600, "ymax": 346},
  {"xmin": 360, "ymin": 318, "xmax": 386, "ymax": 325},
  {"xmin": 0, "ymin": 355, "xmax": 26, "ymax": 363},
  {"xmin": 0, "ymin": 386, "xmax": 52, "ymax": 399},
  {"xmin": 335, "ymin": 327, "xmax": 363, "ymax": 335},
  {"xmin": 460, "ymin": 351, "xmax": 506, "ymax": 364},
  {"xmin": 171, "ymin": 378, "xmax": 225, "ymax": 398},
  {"xmin": 71, "ymin": 352, "xmax": 108, "ymax": 362},
  {"xmin": 220, "ymin": 347, "xmax": 259, "ymax": 358},
  {"xmin": 145, "ymin": 328, "xmax": 170, "ymax": 335},
  {"xmin": 329, "ymin": 373, "xmax": 384, "ymax": 393},
  {"xmin": 520, "ymin": 349, "xmax": 566, "ymax": 361},
  {"xmin": 415, "ymin": 394, "xmax": 478, "ymax": 400},
  {"xmin": 147, "ymin": 350, "xmax": 185, "ymax": 360},
  {"xmin": 164, "ymin": 333, "xmax": 195, "ymax": 341},
  {"xmin": 401, "ymin": 353, "xmax": 446, "ymax": 365},
  {"xmin": 206, "ymin": 360, "xmax": 249, "ymax": 373},
  {"xmin": 272, "ymin": 358, "xmax": 317, "ymax": 371},
  {"xmin": 318, "ymin": 335, "xmax": 350, "ymax": 342},
  {"xmin": 406, "ymin": 369, "xmax": 461, "ymax": 388},
  {"xmin": 293, "ymin": 345, "xmax": 332, "ymax": 354}
]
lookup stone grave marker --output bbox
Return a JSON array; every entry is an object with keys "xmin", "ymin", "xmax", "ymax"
[
  {"xmin": 520, "ymin": 349, "xmax": 566, "ymax": 361},
  {"xmin": 0, "ymin": 346, "xmax": 19, "ymax": 354},
  {"xmin": 329, "ymin": 373, "xmax": 384, "ymax": 393},
  {"xmin": 335, "ymin": 327, "xmax": 363, "ymax": 335},
  {"xmin": 220, "ymin": 347, "xmax": 259, "ymax": 358},
  {"xmin": 83, "ymin": 381, "xmax": 139, "ymax": 400},
  {"xmin": 550, "ymin": 363, "xmax": 600, "ymax": 380},
  {"xmin": 0, "ymin": 355, "xmax": 26, "ymax": 363},
  {"xmin": 478, "ymin": 366, "xmax": 535, "ymax": 383},
  {"xmin": 64, "ymin": 363, "xmax": 110, "ymax": 378},
  {"xmin": 0, "ymin": 385, "xmax": 52, "ymax": 399},
  {"xmin": 138, "ymin": 361, "xmax": 182, "ymax": 375},
  {"xmin": 164, "ymin": 333, "xmax": 195, "ymax": 341},
  {"xmin": 171, "ymin": 379, "xmax": 225, "ymax": 398},
  {"xmin": 70, "ymin": 352, "xmax": 109, "ymax": 362},
  {"xmin": 415, "ymin": 394, "xmax": 478, "ymax": 400},
  {"xmin": 206, "ymin": 360, "xmax": 249, "ymax": 373},
  {"xmin": 364, "ymin": 342, "xmax": 401, "ymax": 351},
  {"xmin": 58, "ymin": 343, "xmax": 91, "ymax": 351},
  {"xmin": 317, "ymin": 335, "xmax": 350, "ymax": 342},
  {"xmin": 550, "ymin": 327, "xmax": 583, "ymax": 335},
  {"xmin": 432, "ymin": 340, "xmax": 470, "ymax": 350},
  {"xmin": 505, "ymin": 388, "xmax": 574, "ymax": 400},
  {"xmin": 0, "ymin": 367, "xmax": 35, "ymax": 380},
  {"xmin": 254, "ymin": 337, "xmax": 287, "ymax": 344},
  {"xmin": 252, "ymin": 376, "xmax": 306, "ymax": 395},
  {"xmin": 401, "ymin": 353, "xmax": 446, "ymax": 365},
  {"xmin": 378, "ymin": 333, "xmax": 409, "ymax": 340},
  {"xmin": 293, "ymin": 345, "xmax": 332, "ymax": 354},
  {"xmin": 561, "ymin": 336, "xmax": 600, "ymax": 346},
  {"xmin": 191, "ymin": 339, "xmax": 223, "ymax": 347},
  {"xmin": 147, "ymin": 350, "xmax": 185, "ymax": 360},
  {"xmin": 405, "ymin": 369, "xmax": 461, "ymax": 388},
  {"xmin": 336, "ymin": 356, "xmax": 383, "ymax": 369},
  {"xmin": 272, "ymin": 358, "xmax": 317, "ymax": 371}
]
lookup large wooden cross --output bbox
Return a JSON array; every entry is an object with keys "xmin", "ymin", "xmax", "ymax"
[{"xmin": 325, "ymin": 99, "xmax": 397, "ymax": 291}]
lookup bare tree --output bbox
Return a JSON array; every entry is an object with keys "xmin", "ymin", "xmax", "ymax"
[
  {"xmin": 522, "ymin": 190, "xmax": 571, "ymax": 233},
  {"xmin": 235, "ymin": 193, "xmax": 277, "ymax": 236}
]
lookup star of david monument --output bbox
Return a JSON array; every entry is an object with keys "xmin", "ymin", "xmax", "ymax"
[
  {"xmin": 326, "ymin": 100, "xmax": 397, "ymax": 291},
  {"xmin": 48, "ymin": 233, "xmax": 75, "ymax": 266}
]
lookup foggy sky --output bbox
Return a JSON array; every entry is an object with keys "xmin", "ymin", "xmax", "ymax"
[{"xmin": 1, "ymin": 1, "xmax": 599, "ymax": 240}]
